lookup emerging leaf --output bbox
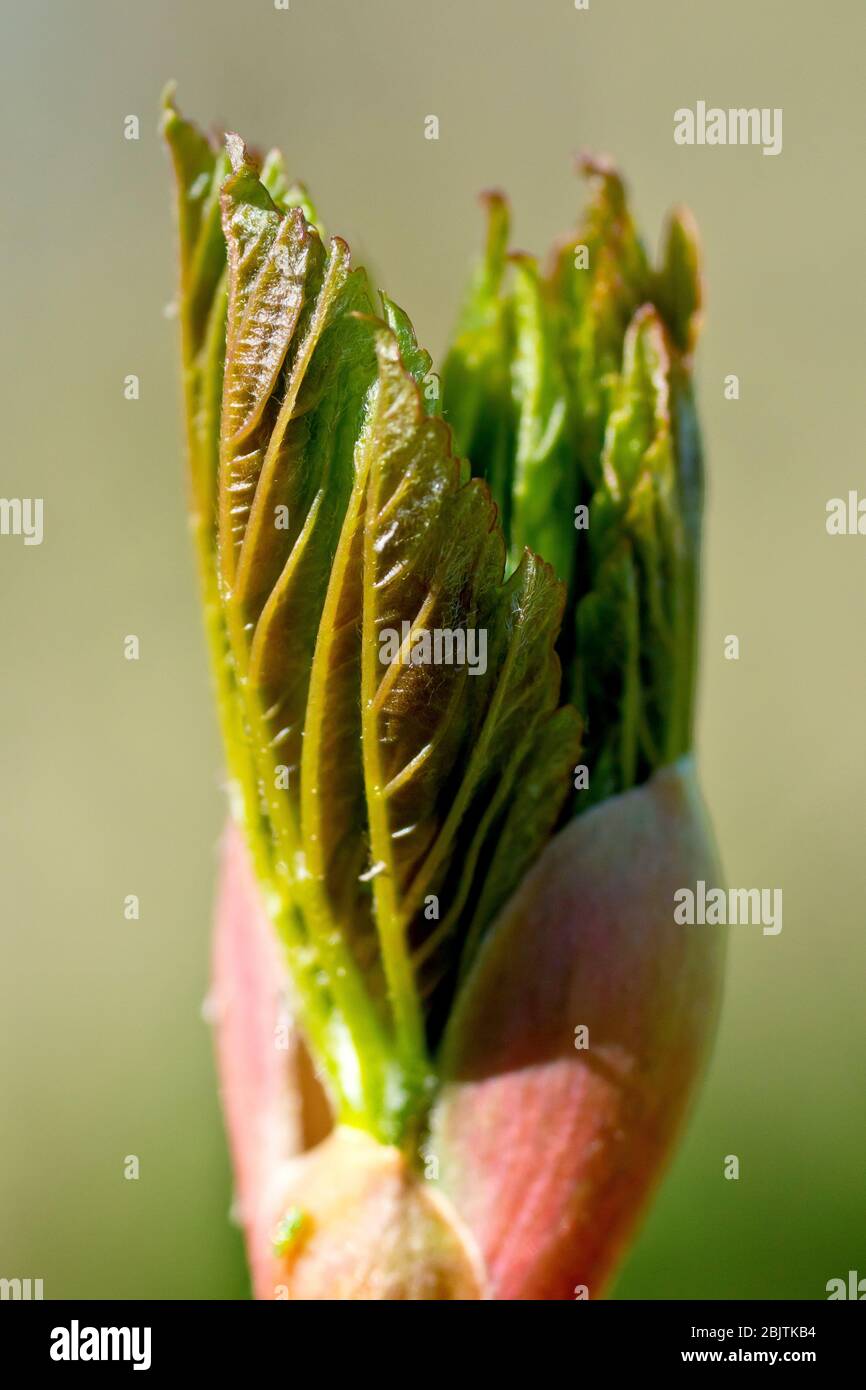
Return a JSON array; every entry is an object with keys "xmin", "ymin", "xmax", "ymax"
[
  {"xmin": 441, "ymin": 153, "xmax": 705, "ymax": 810},
  {"xmin": 164, "ymin": 98, "xmax": 580, "ymax": 1140},
  {"xmin": 441, "ymin": 192, "xmax": 515, "ymax": 532}
]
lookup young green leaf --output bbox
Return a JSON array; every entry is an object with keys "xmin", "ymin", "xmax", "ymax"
[
  {"xmin": 165, "ymin": 102, "xmax": 581, "ymax": 1140},
  {"xmin": 547, "ymin": 156, "xmax": 652, "ymax": 489},
  {"xmin": 574, "ymin": 305, "xmax": 688, "ymax": 808},
  {"xmin": 356, "ymin": 328, "xmax": 578, "ymax": 1088},
  {"xmin": 441, "ymin": 192, "xmax": 515, "ymax": 531},
  {"xmin": 508, "ymin": 254, "xmax": 573, "ymax": 588},
  {"xmin": 442, "ymin": 152, "xmax": 706, "ymax": 806},
  {"xmin": 653, "ymin": 206, "xmax": 703, "ymax": 359}
]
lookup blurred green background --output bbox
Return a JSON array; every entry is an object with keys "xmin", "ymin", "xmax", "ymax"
[{"xmin": 1, "ymin": 0, "xmax": 863, "ymax": 1299}]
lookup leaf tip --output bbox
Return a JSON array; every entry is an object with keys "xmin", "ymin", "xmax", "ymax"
[
  {"xmin": 160, "ymin": 79, "xmax": 178, "ymax": 119},
  {"xmin": 225, "ymin": 130, "xmax": 248, "ymax": 175}
]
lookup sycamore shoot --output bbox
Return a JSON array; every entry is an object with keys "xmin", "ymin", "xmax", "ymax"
[{"xmin": 163, "ymin": 91, "xmax": 704, "ymax": 1149}]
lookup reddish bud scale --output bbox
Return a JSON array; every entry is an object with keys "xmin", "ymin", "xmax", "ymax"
[
  {"xmin": 212, "ymin": 759, "xmax": 724, "ymax": 1299},
  {"xmin": 433, "ymin": 758, "xmax": 725, "ymax": 1299}
]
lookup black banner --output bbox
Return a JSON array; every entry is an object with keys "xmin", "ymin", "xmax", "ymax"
[{"xmin": 1, "ymin": 1300, "xmax": 860, "ymax": 1374}]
